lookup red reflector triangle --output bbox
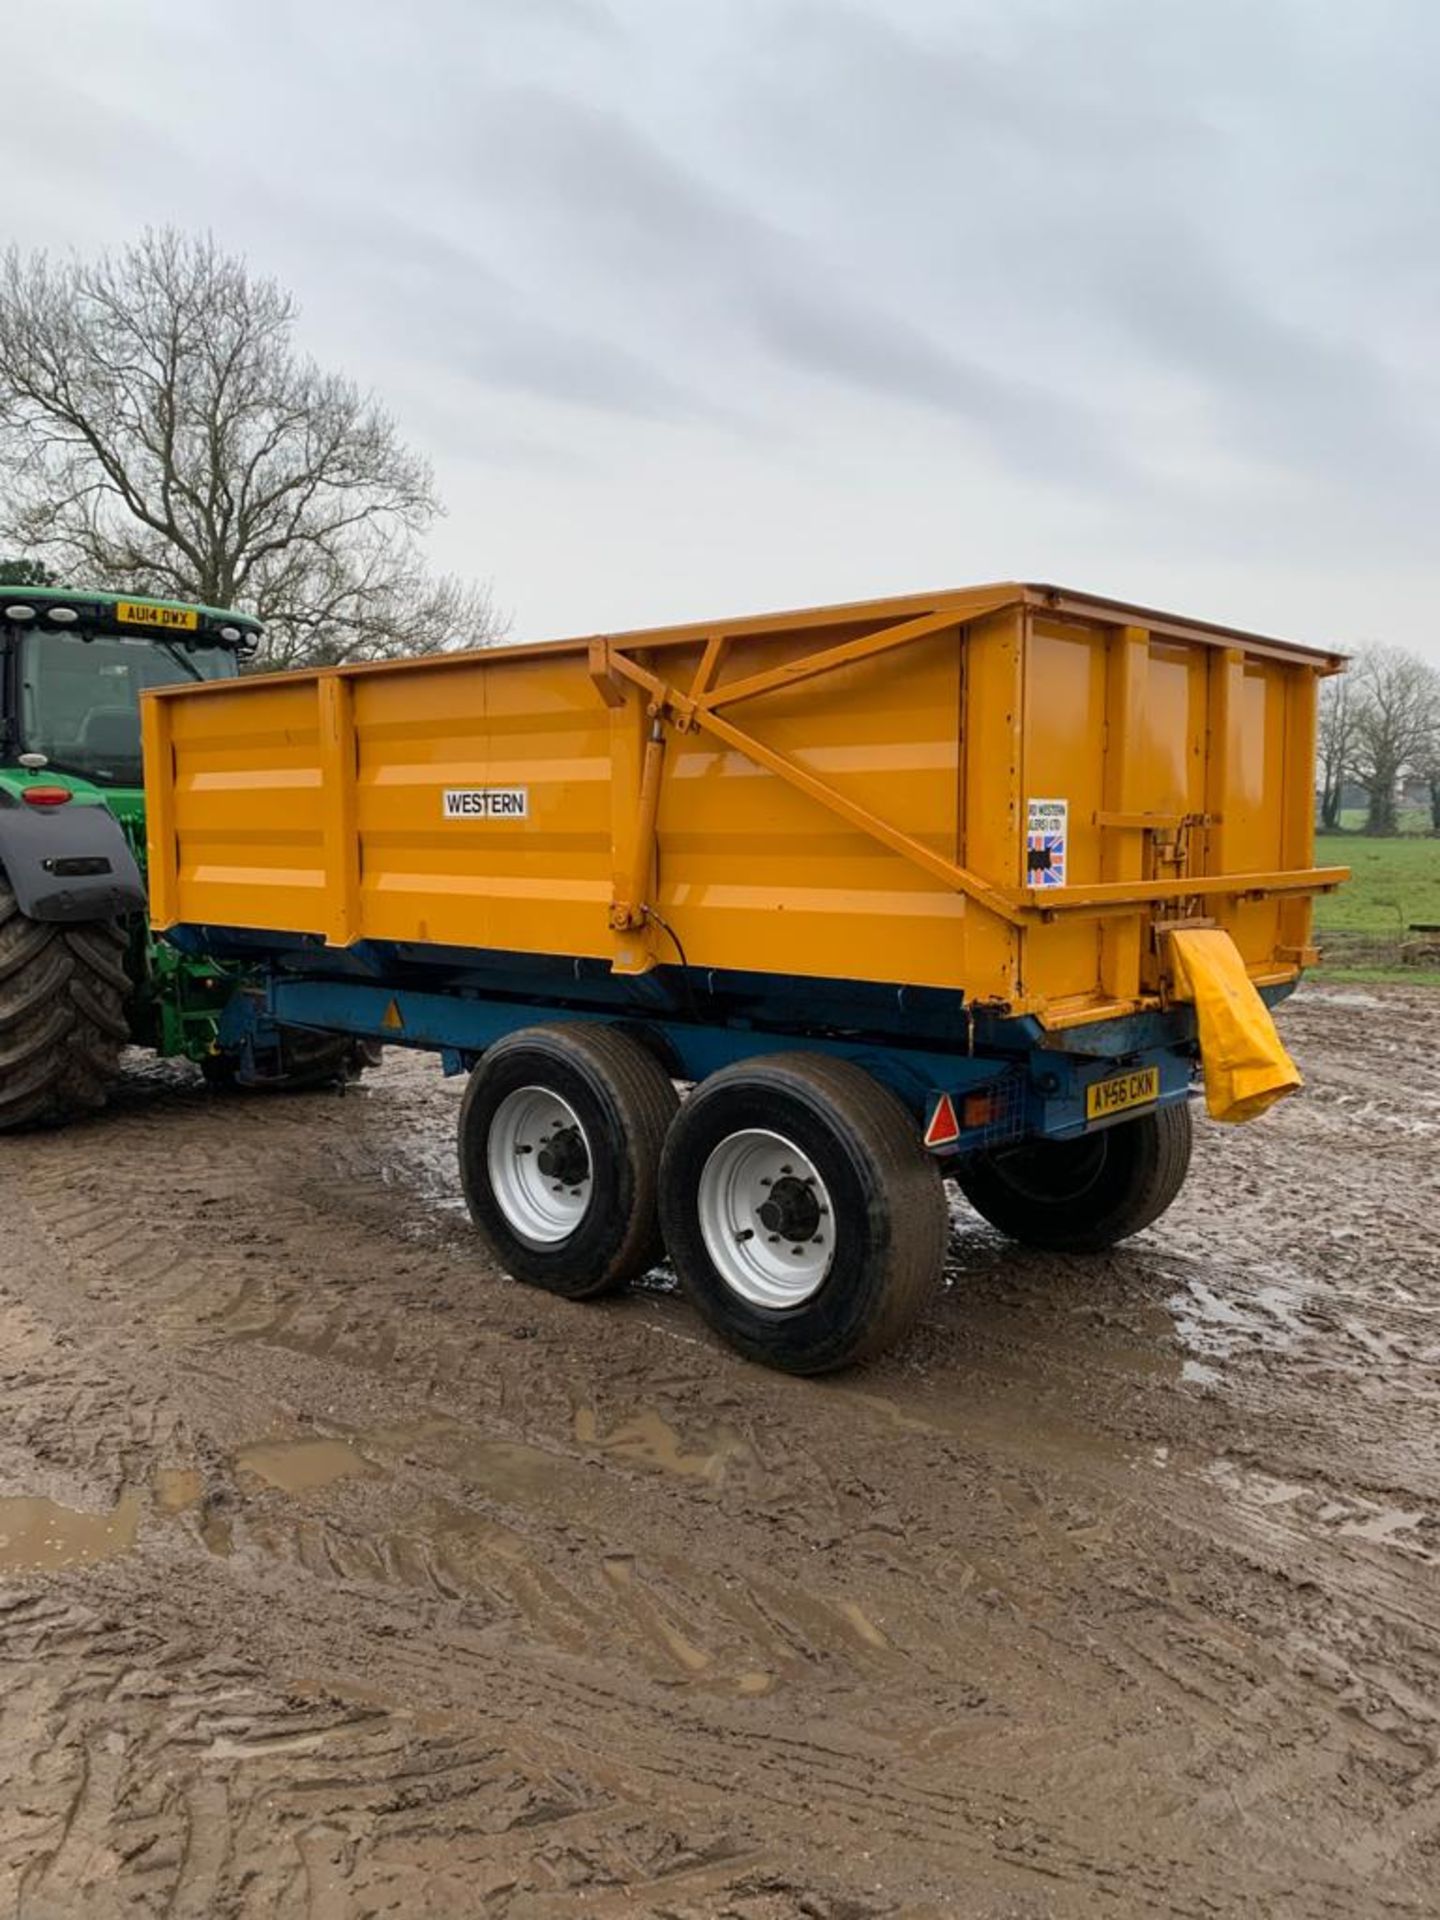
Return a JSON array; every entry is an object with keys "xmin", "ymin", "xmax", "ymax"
[{"xmin": 923, "ymin": 1091, "xmax": 960, "ymax": 1149}]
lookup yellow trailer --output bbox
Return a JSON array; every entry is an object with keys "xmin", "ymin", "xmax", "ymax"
[{"xmin": 145, "ymin": 583, "xmax": 1346, "ymax": 1371}]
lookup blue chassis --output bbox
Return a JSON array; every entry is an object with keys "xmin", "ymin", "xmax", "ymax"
[{"xmin": 181, "ymin": 925, "xmax": 1293, "ymax": 1156}]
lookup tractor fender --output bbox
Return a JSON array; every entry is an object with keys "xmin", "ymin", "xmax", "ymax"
[{"xmin": 0, "ymin": 798, "xmax": 146, "ymax": 922}]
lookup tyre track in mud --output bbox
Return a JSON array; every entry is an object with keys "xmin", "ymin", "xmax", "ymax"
[{"xmin": 0, "ymin": 989, "xmax": 1437, "ymax": 1915}]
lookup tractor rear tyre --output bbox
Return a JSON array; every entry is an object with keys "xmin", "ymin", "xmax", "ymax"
[
  {"xmin": 0, "ymin": 877, "xmax": 130, "ymax": 1132},
  {"xmin": 955, "ymin": 1102, "xmax": 1193, "ymax": 1252}
]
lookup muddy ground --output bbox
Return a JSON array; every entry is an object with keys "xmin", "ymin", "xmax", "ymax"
[{"xmin": 0, "ymin": 986, "xmax": 1436, "ymax": 1918}]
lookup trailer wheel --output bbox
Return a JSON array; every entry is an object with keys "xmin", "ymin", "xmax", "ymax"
[
  {"xmin": 956, "ymin": 1102, "xmax": 1193, "ymax": 1252},
  {"xmin": 659, "ymin": 1053, "xmax": 947, "ymax": 1374},
  {"xmin": 0, "ymin": 877, "xmax": 130, "ymax": 1133},
  {"xmin": 459, "ymin": 1023, "xmax": 678, "ymax": 1299}
]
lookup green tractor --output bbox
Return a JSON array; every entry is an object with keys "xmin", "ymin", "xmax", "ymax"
[{"xmin": 0, "ymin": 585, "xmax": 365, "ymax": 1129}]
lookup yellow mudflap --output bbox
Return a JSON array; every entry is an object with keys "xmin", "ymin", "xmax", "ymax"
[{"xmin": 1167, "ymin": 928, "xmax": 1302, "ymax": 1124}]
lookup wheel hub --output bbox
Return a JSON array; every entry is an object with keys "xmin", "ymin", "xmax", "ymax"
[
  {"xmin": 755, "ymin": 1175, "xmax": 821, "ymax": 1242},
  {"xmin": 696, "ymin": 1129, "xmax": 836, "ymax": 1309},
  {"xmin": 536, "ymin": 1126, "xmax": 589, "ymax": 1186},
  {"xmin": 486, "ymin": 1086, "xmax": 594, "ymax": 1247}
]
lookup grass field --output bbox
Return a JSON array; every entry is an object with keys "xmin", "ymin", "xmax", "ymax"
[
  {"xmin": 1333, "ymin": 806, "xmax": 1434, "ymax": 835},
  {"xmin": 1313, "ymin": 833, "xmax": 1440, "ymax": 933},
  {"xmin": 1310, "ymin": 832, "xmax": 1440, "ymax": 983}
]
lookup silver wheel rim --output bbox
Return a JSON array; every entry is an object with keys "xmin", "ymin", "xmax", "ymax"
[
  {"xmin": 697, "ymin": 1128, "xmax": 836, "ymax": 1309},
  {"xmin": 487, "ymin": 1086, "xmax": 593, "ymax": 1246}
]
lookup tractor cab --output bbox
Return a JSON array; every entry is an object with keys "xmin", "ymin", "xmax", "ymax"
[{"xmin": 0, "ymin": 587, "xmax": 259, "ymax": 794}]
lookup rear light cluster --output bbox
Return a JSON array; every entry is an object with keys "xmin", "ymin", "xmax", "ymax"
[{"xmin": 20, "ymin": 786, "xmax": 72, "ymax": 807}]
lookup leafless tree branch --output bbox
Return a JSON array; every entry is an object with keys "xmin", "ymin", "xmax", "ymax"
[
  {"xmin": 1329, "ymin": 646, "xmax": 1440, "ymax": 836},
  {"xmin": 0, "ymin": 229, "xmax": 503, "ymax": 668}
]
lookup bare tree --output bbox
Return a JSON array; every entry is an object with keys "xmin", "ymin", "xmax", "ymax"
[
  {"xmin": 1347, "ymin": 646, "xmax": 1440, "ymax": 835},
  {"xmin": 1316, "ymin": 673, "xmax": 1358, "ymax": 831},
  {"xmin": 0, "ymin": 230, "xmax": 501, "ymax": 668}
]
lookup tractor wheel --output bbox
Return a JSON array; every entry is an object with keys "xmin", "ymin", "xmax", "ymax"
[{"xmin": 0, "ymin": 876, "xmax": 131, "ymax": 1132}]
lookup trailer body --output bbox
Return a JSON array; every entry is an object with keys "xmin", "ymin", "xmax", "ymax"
[
  {"xmin": 143, "ymin": 584, "xmax": 1346, "ymax": 1369},
  {"xmin": 146, "ymin": 582, "xmax": 1342, "ymax": 1014}
]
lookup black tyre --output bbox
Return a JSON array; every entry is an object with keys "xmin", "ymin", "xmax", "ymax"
[
  {"xmin": 956, "ymin": 1101, "xmax": 1193, "ymax": 1252},
  {"xmin": 659, "ymin": 1052, "xmax": 948, "ymax": 1374},
  {"xmin": 459, "ymin": 1023, "xmax": 679, "ymax": 1299},
  {"xmin": 0, "ymin": 877, "xmax": 130, "ymax": 1132}
]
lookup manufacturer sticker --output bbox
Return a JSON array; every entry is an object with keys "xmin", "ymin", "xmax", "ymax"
[
  {"xmin": 442, "ymin": 788, "xmax": 529, "ymax": 820},
  {"xmin": 1026, "ymin": 797, "xmax": 1067, "ymax": 888}
]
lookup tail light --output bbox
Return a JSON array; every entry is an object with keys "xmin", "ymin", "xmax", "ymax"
[{"xmin": 20, "ymin": 786, "xmax": 73, "ymax": 807}]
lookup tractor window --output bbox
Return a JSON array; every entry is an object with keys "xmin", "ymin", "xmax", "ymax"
[{"xmin": 18, "ymin": 630, "xmax": 236, "ymax": 786}]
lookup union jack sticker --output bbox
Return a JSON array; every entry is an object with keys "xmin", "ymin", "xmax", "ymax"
[{"xmin": 1026, "ymin": 798, "xmax": 1068, "ymax": 888}]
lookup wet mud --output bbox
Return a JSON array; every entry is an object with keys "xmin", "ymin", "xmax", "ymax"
[{"xmin": 0, "ymin": 986, "xmax": 1436, "ymax": 1916}]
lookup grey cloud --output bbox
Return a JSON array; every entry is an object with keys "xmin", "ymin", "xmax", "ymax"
[
  {"xmin": 2, "ymin": 0, "xmax": 1436, "ymax": 652},
  {"xmin": 239, "ymin": 186, "xmax": 725, "ymax": 428},
  {"xmin": 463, "ymin": 83, "xmax": 1129, "ymax": 478},
  {"xmin": 718, "ymin": 0, "xmax": 1438, "ymax": 514},
  {"xmin": 1104, "ymin": 224, "xmax": 1425, "ymax": 469}
]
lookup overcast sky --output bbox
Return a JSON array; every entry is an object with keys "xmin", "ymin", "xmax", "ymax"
[{"xmin": 6, "ymin": 0, "xmax": 1438, "ymax": 657}]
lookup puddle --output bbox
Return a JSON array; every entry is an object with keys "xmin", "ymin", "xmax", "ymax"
[
  {"xmin": 656, "ymin": 1627, "xmax": 713, "ymax": 1674},
  {"xmin": 458, "ymin": 1438, "xmax": 579, "ymax": 1502},
  {"xmin": 1167, "ymin": 1267, "xmax": 1310, "ymax": 1364},
  {"xmin": 201, "ymin": 1510, "xmax": 235, "ymax": 1558},
  {"xmin": 835, "ymin": 1600, "xmax": 889, "ymax": 1649},
  {"xmin": 600, "ymin": 1553, "xmax": 712, "ymax": 1672},
  {"xmin": 1208, "ymin": 1461, "xmax": 1308, "ymax": 1508},
  {"xmin": 0, "ymin": 1490, "xmax": 143, "ymax": 1574},
  {"xmin": 1182, "ymin": 1359, "xmax": 1224, "ymax": 1388},
  {"xmin": 602, "ymin": 1552, "xmax": 635, "ymax": 1587},
  {"xmin": 358, "ymin": 1415, "xmax": 583, "ymax": 1509},
  {"xmin": 1205, "ymin": 1460, "xmax": 1435, "ymax": 1559},
  {"xmin": 154, "ymin": 1468, "xmax": 204, "ymax": 1514},
  {"xmin": 236, "ymin": 1438, "xmax": 375, "ymax": 1494},
  {"xmin": 841, "ymin": 1384, "xmax": 1134, "ymax": 1474},
  {"xmin": 575, "ymin": 1406, "xmax": 751, "ymax": 1484},
  {"xmin": 1335, "ymin": 1506, "xmax": 1428, "ymax": 1545}
]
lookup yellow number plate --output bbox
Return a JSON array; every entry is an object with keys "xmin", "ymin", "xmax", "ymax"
[
  {"xmin": 116, "ymin": 600, "xmax": 198, "ymax": 632},
  {"xmin": 1085, "ymin": 1066, "xmax": 1160, "ymax": 1122}
]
